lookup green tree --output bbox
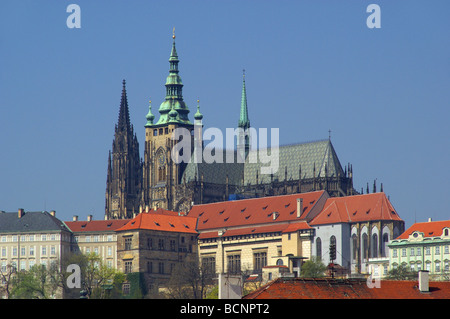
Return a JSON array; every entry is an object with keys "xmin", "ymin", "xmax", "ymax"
[
  {"xmin": 387, "ymin": 265, "xmax": 418, "ymax": 280},
  {"xmin": 10, "ymin": 263, "xmax": 61, "ymax": 299},
  {"xmin": 300, "ymin": 257, "xmax": 327, "ymax": 278}
]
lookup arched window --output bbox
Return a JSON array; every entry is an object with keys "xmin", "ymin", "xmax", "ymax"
[
  {"xmin": 372, "ymin": 233, "xmax": 378, "ymax": 258},
  {"xmin": 316, "ymin": 237, "xmax": 322, "ymax": 260},
  {"xmin": 352, "ymin": 234, "xmax": 358, "ymax": 261},
  {"xmin": 362, "ymin": 233, "xmax": 368, "ymax": 260},
  {"xmin": 381, "ymin": 233, "xmax": 389, "ymax": 257}
]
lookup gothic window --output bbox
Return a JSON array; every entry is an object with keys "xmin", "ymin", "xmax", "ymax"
[
  {"xmin": 372, "ymin": 233, "xmax": 378, "ymax": 258},
  {"xmin": 352, "ymin": 234, "xmax": 358, "ymax": 261},
  {"xmin": 316, "ymin": 237, "xmax": 322, "ymax": 260},
  {"xmin": 362, "ymin": 233, "xmax": 368, "ymax": 260},
  {"xmin": 381, "ymin": 233, "xmax": 389, "ymax": 257},
  {"xmin": 156, "ymin": 149, "xmax": 166, "ymax": 182}
]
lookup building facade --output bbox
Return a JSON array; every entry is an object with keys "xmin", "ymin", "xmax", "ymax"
[
  {"xmin": 388, "ymin": 219, "xmax": 450, "ymax": 280},
  {"xmin": 0, "ymin": 209, "xmax": 72, "ymax": 274},
  {"xmin": 309, "ymin": 192, "xmax": 405, "ymax": 275},
  {"xmin": 114, "ymin": 208, "xmax": 198, "ymax": 291},
  {"xmin": 64, "ymin": 215, "xmax": 129, "ymax": 269}
]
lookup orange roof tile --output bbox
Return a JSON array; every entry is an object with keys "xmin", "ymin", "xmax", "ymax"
[
  {"xmin": 188, "ymin": 191, "xmax": 327, "ymax": 231},
  {"xmin": 396, "ymin": 220, "xmax": 450, "ymax": 239},
  {"xmin": 243, "ymin": 277, "xmax": 450, "ymax": 299},
  {"xmin": 65, "ymin": 219, "xmax": 130, "ymax": 232},
  {"xmin": 116, "ymin": 210, "xmax": 197, "ymax": 234},
  {"xmin": 310, "ymin": 192, "xmax": 402, "ymax": 226}
]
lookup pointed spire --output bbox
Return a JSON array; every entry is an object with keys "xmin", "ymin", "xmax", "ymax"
[
  {"xmin": 238, "ymin": 69, "xmax": 250, "ymax": 129},
  {"xmin": 117, "ymin": 79, "xmax": 131, "ymax": 132}
]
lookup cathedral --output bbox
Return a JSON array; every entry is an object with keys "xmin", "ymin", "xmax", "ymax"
[{"xmin": 105, "ymin": 34, "xmax": 356, "ymax": 220}]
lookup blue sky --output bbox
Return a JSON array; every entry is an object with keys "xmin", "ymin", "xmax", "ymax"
[{"xmin": 0, "ymin": 1, "xmax": 449, "ymax": 228}]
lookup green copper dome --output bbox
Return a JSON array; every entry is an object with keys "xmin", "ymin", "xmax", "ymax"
[
  {"xmin": 145, "ymin": 100, "xmax": 155, "ymax": 127},
  {"xmin": 194, "ymin": 99, "xmax": 203, "ymax": 120}
]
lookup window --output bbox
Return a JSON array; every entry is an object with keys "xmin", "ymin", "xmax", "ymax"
[
  {"xmin": 352, "ymin": 234, "xmax": 358, "ymax": 260},
  {"xmin": 445, "ymin": 246, "xmax": 449, "ymax": 254},
  {"xmin": 316, "ymin": 237, "xmax": 322, "ymax": 260},
  {"xmin": 51, "ymin": 246, "xmax": 56, "ymax": 255},
  {"xmin": 108, "ymin": 247, "xmax": 112, "ymax": 256},
  {"xmin": 42, "ymin": 247, "xmax": 47, "ymax": 255},
  {"xmin": 410, "ymin": 248, "xmax": 415, "ymax": 256},
  {"xmin": 21, "ymin": 247, "xmax": 26, "ymax": 256},
  {"xmin": 122, "ymin": 283, "xmax": 130, "ymax": 295},
  {"xmin": 147, "ymin": 261, "xmax": 153, "ymax": 273},
  {"xmin": 125, "ymin": 237, "xmax": 132, "ymax": 250},
  {"xmin": 125, "ymin": 261, "xmax": 132, "ymax": 273},
  {"xmin": 253, "ymin": 252, "xmax": 267, "ymax": 271},
  {"xmin": 41, "ymin": 235, "xmax": 46, "ymax": 241},
  {"xmin": 12, "ymin": 247, "xmax": 17, "ymax": 257},
  {"xmin": 170, "ymin": 240, "xmax": 176, "ymax": 251},
  {"xmin": 444, "ymin": 261, "xmax": 449, "ymax": 272},
  {"xmin": 393, "ymin": 249, "xmax": 397, "ymax": 257},
  {"xmin": 402, "ymin": 248, "xmax": 407, "ymax": 257},
  {"xmin": 202, "ymin": 257, "xmax": 216, "ymax": 276},
  {"xmin": 417, "ymin": 248, "xmax": 422, "ymax": 256},
  {"xmin": 435, "ymin": 261, "xmax": 441, "ymax": 272},
  {"xmin": 1, "ymin": 248, "xmax": 6, "ymax": 257},
  {"xmin": 30, "ymin": 246, "xmax": 34, "ymax": 256},
  {"xmin": 148, "ymin": 238, "xmax": 153, "ymax": 250},
  {"xmin": 158, "ymin": 262, "xmax": 164, "ymax": 274},
  {"xmin": 153, "ymin": 129, "xmax": 158, "ymax": 136},
  {"xmin": 227, "ymin": 254, "xmax": 241, "ymax": 274},
  {"xmin": 158, "ymin": 239, "xmax": 165, "ymax": 251},
  {"xmin": 426, "ymin": 246, "xmax": 431, "ymax": 255},
  {"xmin": 435, "ymin": 246, "xmax": 440, "ymax": 255}
]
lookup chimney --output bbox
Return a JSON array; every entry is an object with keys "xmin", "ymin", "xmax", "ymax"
[
  {"xmin": 73, "ymin": 215, "xmax": 78, "ymax": 222},
  {"xmin": 50, "ymin": 210, "xmax": 56, "ymax": 217},
  {"xmin": 428, "ymin": 218, "xmax": 432, "ymax": 222},
  {"xmin": 18, "ymin": 208, "xmax": 25, "ymax": 218},
  {"xmin": 418, "ymin": 270, "xmax": 429, "ymax": 293},
  {"xmin": 297, "ymin": 198, "xmax": 303, "ymax": 218},
  {"xmin": 87, "ymin": 215, "xmax": 93, "ymax": 222}
]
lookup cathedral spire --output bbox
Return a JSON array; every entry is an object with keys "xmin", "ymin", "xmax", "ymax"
[
  {"xmin": 238, "ymin": 69, "xmax": 250, "ymax": 129},
  {"xmin": 117, "ymin": 79, "xmax": 131, "ymax": 132},
  {"xmin": 155, "ymin": 30, "xmax": 192, "ymax": 126}
]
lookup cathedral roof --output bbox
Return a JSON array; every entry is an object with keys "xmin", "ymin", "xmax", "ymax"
[{"xmin": 181, "ymin": 139, "xmax": 345, "ymax": 187}]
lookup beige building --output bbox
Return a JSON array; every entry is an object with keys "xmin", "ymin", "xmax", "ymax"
[
  {"xmin": 0, "ymin": 209, "xmax": 72, "ymax": 273},
  {"xmin": 114, "ymin": 208, "xmax": 198, "ymax": 291},
  {"xmin": 188, "ymin": 191, "xmax": 329, "ymax": 278},
  {"xmin": 64, "ymin": 215, "xmax": 129, "ymax": 269}
]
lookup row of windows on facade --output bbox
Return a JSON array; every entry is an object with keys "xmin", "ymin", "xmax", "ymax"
[
  {"xmin": 74, "ymin": 235, "xmax": 115, "ymax": 243},
  {"xmin": 1, "ymin": 245, "xmax": 58, "ymax": 257},
  {"xmin": 392, "ymin": 260, "xmax": 450, "ymax": 273},
  {"xmin": 392, "ymin": 245, "xmax": 450, "ymax": 257},
  {"xmin": 123, "ymin": 260, "xmax": 177, "ymax": 275},
  {"xmin": 124, "ymin": 236, "xmax": 194, "ymax": 252},
  {"xmin": 1, "ymin": 234, "xmax": 65, "ymax": 242},
  {"xmin": 1, "ymin": 259, "xmax": 58, "ymax": 273}
]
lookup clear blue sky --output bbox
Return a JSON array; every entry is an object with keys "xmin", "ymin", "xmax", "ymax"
[{"xmin": 1, "ymin": 1, "xmax": 449, "ymax": 228}]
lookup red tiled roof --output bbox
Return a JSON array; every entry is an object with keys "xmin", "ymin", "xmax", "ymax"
[
  {"xmin": 310, "ymin": 192, "xmax": 402, "ymax": 226},
  {"xmin": 396, "ymin": 220, "xmax": 450, "ymax": 239},
  {"xmin": 188, "ymin": 191, "xmax": 327, "ymax": 231},
  {"xmin": 65, "ymin": 219, "xmax": 130, "ymax": 233},
  {"xmin": 282, "ymin": 221, "xmax": 312, "ymax": 233},
  {"xmin": 115, "ymin": 210, "xmax": 197, "ymax": 234},
  {"xmin": 243, "ymin": 278, "xmax": 450, "ymax": 299}
]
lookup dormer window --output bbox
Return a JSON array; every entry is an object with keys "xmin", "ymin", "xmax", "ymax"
[{"xmin": 444, "ymin": 228, "xmax": 449, "ymax": 237}]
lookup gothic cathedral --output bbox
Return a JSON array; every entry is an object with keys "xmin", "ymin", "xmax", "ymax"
[{"xmin": 105, "ymin": 34, "xmax": 356, "ymax": 220}]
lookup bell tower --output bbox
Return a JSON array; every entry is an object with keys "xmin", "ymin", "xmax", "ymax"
[{"xmin": 142, "ymin": 30, "xmax": 195, "ymax": 210}]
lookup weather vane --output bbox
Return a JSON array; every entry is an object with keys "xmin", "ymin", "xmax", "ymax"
[{"xmin": 172, "ymin": 27, "xmax": 176, "ymax": 39}]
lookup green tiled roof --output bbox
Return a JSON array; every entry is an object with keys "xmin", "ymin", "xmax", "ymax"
[{"xmin": 181, "ymin": 139, "xmax": 344, "ymax": 186}]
